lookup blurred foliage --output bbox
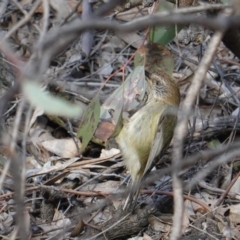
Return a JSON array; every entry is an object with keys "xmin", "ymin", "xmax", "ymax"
[
  {"xmin": 23, "ymin": 81, "xmax": 83, "ymax": 117},
  {"xmin": 207, "ymin": 139, "xmax": 221, "ymax": 149}
]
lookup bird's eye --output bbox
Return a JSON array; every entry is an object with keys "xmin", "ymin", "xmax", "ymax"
[{"xmin": 156, "ymin": 81, "xmax": 161, "ymax": 86}]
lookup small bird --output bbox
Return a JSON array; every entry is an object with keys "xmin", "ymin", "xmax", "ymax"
[{"xmin": 116, "ymin": 71, "xmax": 180, "ymax": 208}]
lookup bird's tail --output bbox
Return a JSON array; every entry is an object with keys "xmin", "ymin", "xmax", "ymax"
[{"xmin": 123, "ymin": 181, "xmax": 141, "ymax": 211}]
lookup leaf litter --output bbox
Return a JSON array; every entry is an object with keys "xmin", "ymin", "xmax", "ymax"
[{"xmin": 0, "ymin": 0, "xmax": 240, "ymax": 239}]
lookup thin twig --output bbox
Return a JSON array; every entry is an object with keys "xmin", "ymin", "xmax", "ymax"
[
  {"xmin": 188, "ymin": 223, "xmax": 219, "ymax": 240},
  {"xmin": 0, "ymin": 159, "xmax": 10, "ymax": 193},
  {"xmin": 214, "ymin": 170, "xmax": 240, "ymax": 207},
  {"xmin": 171, "ymin": 30, "xmax": 224, "ymax": 240},
  {"xmin": 4, "ymin": 0, "xmax": 41, "ymax": 39},
  {"xmin": 12, "ymin": 0, "xmax": 28, "ymax": 16},
  {"xmin": 38, "ymin": 0, "xmax": 50, "ymax": 44},
  {"xmin": 61, "ymin": 0, "xmax": 83, "ymax": 25},
  {"xmin": 9, "ymin": 98, "xmax": 30, "ymax": 240},
  {"xmin": 88, "ymin": 212, "xmax": 131, "ymax": 240}
]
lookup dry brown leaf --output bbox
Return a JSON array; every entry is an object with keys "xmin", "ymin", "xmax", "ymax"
[
  {"xmin": 29, "ymin": 107, "xmax": 44, "ymax": 129},
  {"xmin": 116, "ymin": 32, "xmax": 144, "ymax": 49},
  {"xmin": 148, "ymin": 216, "xmax": 171, "ymax": 233},
  {"xmin": 181, "ymin": 207, "xmax": 190, "ymax": 234},
  {"xmin": 20, "ymin": 0, "xmax": 33, "ymax": 5},
  {"xmin": 26, "ymin": 157, "xmax": 79, "ymax": 178},
  {"xmin": 190, "ymin": 192, "xmax": 217, "ymax": 213},
  {"xmin": 184, "ymin": 199, "xmax": 196, "ymax": 219},
  {"xmin": 41, "ymin": 209, "xmax": 71, "ymax": 237},
  {"xmin": 127, "ymin": 237, "xmax": 143, "ymax": 240},
  {"xmin": 100, "ymin": 148, "xmax": 120, "ymax": 158},
  {"xmin": 0, "ymin": 213, "xmax": 14, "ymax": 230},
  {"xmin": 116, "ymin": 6, "xmax": 147, "ymax": 20},
  {"xmin": 67, "ymin": 0, "xmax": 82, "ymax": 12},
  {"xmin": 41, "ymin": 138, "xmax": 81, "ymax": 158},
  {"xmin": 228, "ymin": 204, "xmax": 240, "ymax": 223},
  {"xmin": 50, "ymin": 0, "xmax": 71, "ymax": 19},
  {"xmin": 231, "ymin": 175, "xmax": 240, "ymax": 195},
  {"xmin": 143, "ymin": 233, "xmax": 152, "ymax": 240},
  {"xmin": 25, "ymin": 156, "xmax": 42, "ymax": 170},
  {"xmin": 95, "ymin": 121, "xmax": 115, "ymax": 143},
  {"xmin": 70, "ymin": 219, "xmax": 85, "ymax": 237}
]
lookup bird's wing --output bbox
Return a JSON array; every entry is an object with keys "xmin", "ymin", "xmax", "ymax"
[{"xmin": 142, "ymin": 105, "xmax": 177, "ymax": 178}]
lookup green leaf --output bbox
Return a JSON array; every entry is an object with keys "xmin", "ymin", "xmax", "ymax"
[
  {"xmin": 149, "ymin": 1, "xmax": 183, "ymax": 45},
  {"xmin": 77, "ymin": 96, "xmax": 100, "ymax": 153},
  {"xmin": 23, "ymin": 81, "xmax": 83, "ymax": 117}
]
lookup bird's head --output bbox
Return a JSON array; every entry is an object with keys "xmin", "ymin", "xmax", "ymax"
[{"xmin": 146, "ymin": 72, "xmax": 180, "ymax": 106}]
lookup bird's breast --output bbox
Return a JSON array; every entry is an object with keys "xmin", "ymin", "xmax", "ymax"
[{"xmin": 125, "ymin": 101, "xmax": 164, "ymax": 160}]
